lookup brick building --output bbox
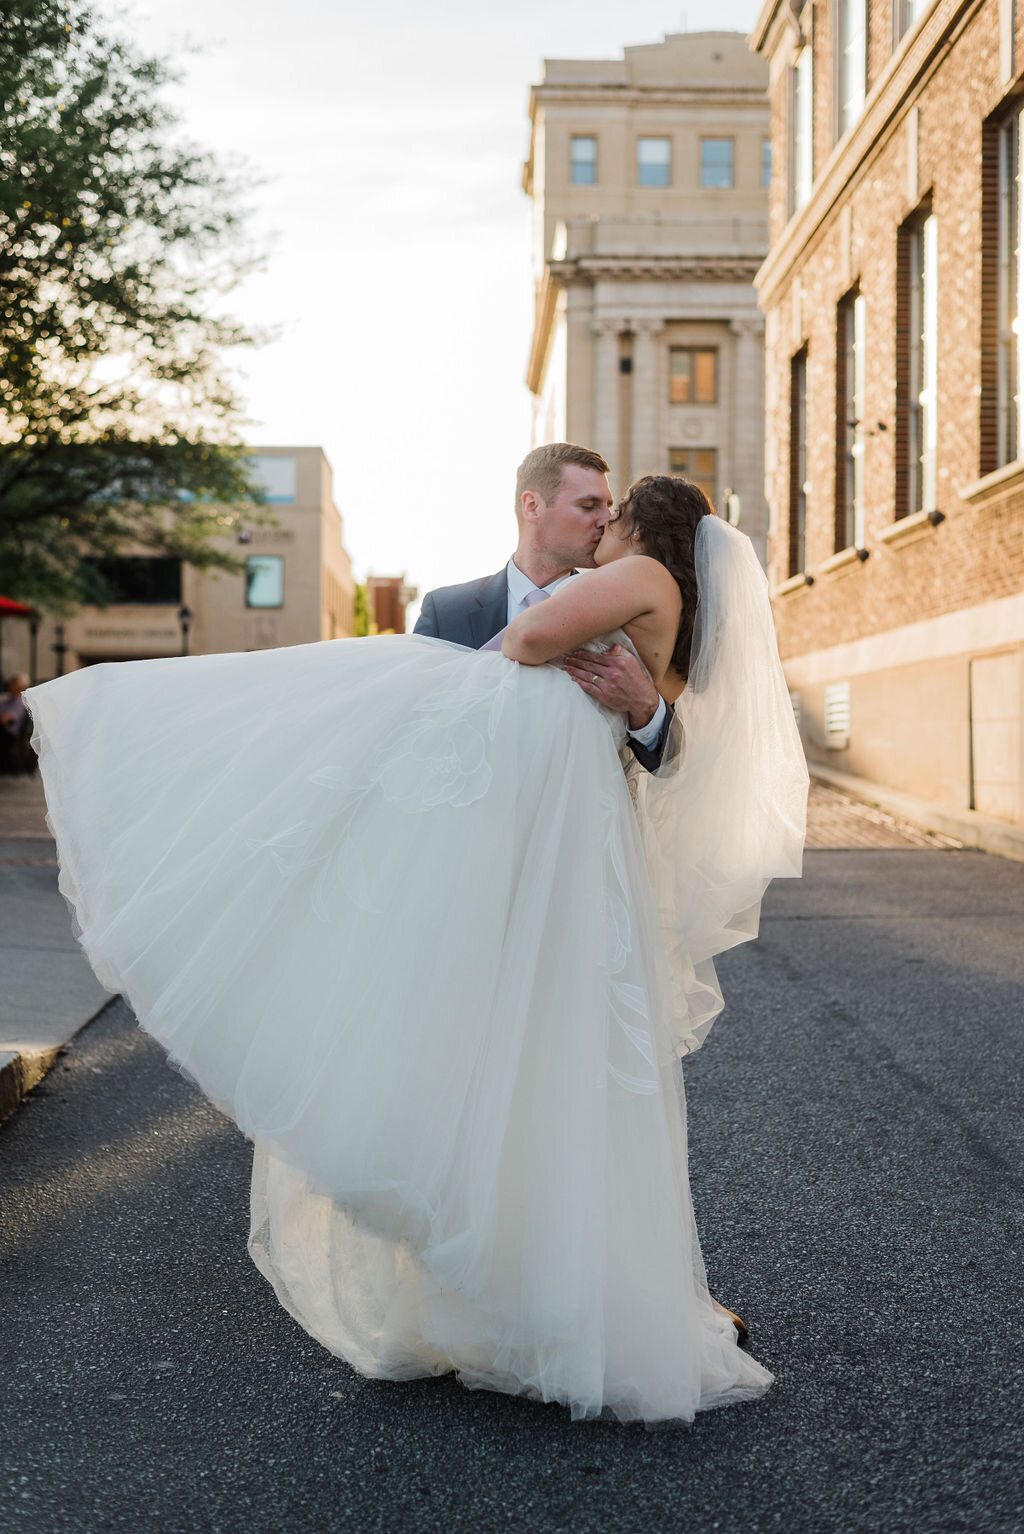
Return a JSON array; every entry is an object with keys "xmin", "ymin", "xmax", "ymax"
[
  {"xmin": 753, "ymin": 0, "xmax": 1024, "ymax": 826},
  {"xmin": 366, "ymin": 575, "xmax": 418, "ymax": 636}
]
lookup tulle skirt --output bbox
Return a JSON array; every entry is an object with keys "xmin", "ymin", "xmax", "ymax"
[{"xmin": 26, "ymin": 634, "xmax": 772, "ymax": 1423}]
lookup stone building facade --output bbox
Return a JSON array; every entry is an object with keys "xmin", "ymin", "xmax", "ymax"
[
  {"xmin": 524, "ymin": 32, "xmax": 772, "ymax": 562},
  {"xmin": 5, "ymin": 446, "xmax": 356, "ymax": 680},
  {"xmin": 753, "ymin": 0, "xmax": 1024, "ymax": 825}
]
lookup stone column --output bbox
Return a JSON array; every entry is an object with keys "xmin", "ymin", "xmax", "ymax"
[
  {"xmin": 630, "ymin": 318, "xmax": 665, "ymax": 484},
  {"xmin": 729, "ymin": 314, "xmax": 767, "ymax": 565},
  {"xmin": 565, "ymin": 290, "xmax": 595, "ymax": 446},
  {"xmin": 591, "ymin": 319, "xmax": 623, "ymax": 490}
]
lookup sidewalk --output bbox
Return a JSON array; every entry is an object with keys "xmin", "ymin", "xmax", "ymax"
[
  {"xmin": 808, "ymin": 760, "xmax": 1024, "ymax": 861},
  {"xmin": 0, "ymin": 774, "xmax": 111, "ymax": 1125}
]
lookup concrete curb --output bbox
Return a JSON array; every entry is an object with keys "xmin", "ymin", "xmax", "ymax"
[
  {"xmin": 0, "ymin": 996, "xmax": 117, "ymax": 1128},
  {"xmin": 808, "ymin": 761, "xmax": 1024, "ymax": 862}
]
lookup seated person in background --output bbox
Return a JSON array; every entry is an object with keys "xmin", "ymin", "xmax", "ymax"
[{"xmin": 0, "ymin": 674, "xmax": 35, "ymax": 775}]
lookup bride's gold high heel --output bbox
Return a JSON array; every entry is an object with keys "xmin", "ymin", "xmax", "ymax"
[{"xmin": 712, "ymin": 1299, "xmax": 749, "ymax": 1344}]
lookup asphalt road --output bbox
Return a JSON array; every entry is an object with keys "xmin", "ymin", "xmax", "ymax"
[{"xmin": 1, "ymin": 848, "xmax": 1022, "ymax": 1534}]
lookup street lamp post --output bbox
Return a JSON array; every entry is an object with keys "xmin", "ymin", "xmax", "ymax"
[
  {"xmin": 52, "ymin": 623, "xmax": 67, "ymax": 677},
  {"xmin": 178, "ymin": 604, "xmax": 193, "ymax": 657}
]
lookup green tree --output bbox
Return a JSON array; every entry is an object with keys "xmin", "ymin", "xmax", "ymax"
[
  {"xmin": 353, "ymin": 582, "xmax": 373, "ymax": 637},
  {"xmin": 0, "ymin": 0, "xmax": 270, "ymax": 608}
]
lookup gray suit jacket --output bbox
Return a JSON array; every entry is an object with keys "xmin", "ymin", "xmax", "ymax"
[{"xmin": 413, "ymin": 568, "xmax": 675, "ymax": 774}]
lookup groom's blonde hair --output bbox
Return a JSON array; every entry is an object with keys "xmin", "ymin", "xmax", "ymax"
[{"xmin": 515, "ymin": 443, "xmax": 610, "ymax": 519}]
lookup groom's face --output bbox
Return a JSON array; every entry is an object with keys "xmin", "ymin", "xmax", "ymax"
[{"xmin": 536, "ymin": 466, "xmax": 614, "ymax": 570}]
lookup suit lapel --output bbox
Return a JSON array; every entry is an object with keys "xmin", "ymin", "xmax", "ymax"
[{"xmin": 467, "ymin": 569, "xmax": 509, "ymax": 649}]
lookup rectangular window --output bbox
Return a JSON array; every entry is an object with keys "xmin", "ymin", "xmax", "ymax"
[
  {"xmin": 669, "ymin": 348, "xmax": 718, "ymax": 404},
  {"xmin": 84, "ymin": 557, "xmax": 182, "ymax": 605},
  {"xmin": 897, "ymin": 209, "xmax": 938, "ymax": 516},
  {"xmin": 248, "ymin": 454, "xmax": 296, "ymax": 504},
  {"xmin": 836, "ymin": 290, "xmax": 866, "ymax": 550},
  {"xmin": 837, "ymin": 0, "xmax": 867, "ymax": 137},
  {"xmin": 763, "ymin": 138, "xmax": 772, "ymax": 188},
  {"xmin": 792, "ymin": 47, "xmax": 814, "ymax": 213},
  {"xmin": 637, "ymin": 137, "xmax": 671, "ymax": 187},
  {"xmin": 669, "ymin": 447, "xmax": 717, "ymax": 506},
  {"xmin": 789, "ymin": 348, "xmax": 808, "ymax": 575},
  {"xmin": 245, "ymin": 555, "xmax": 284, "ymax": 609},
  {"xmin": 999, "ymin": 112, "xmax": 1023, "ymax": 464},
  {"xmin": 893, "ymin": 0, "xmax": 920, "ymax": 45},
  {"xmin": 570, "ymin": 135, "xmax": 597, "ymax": 186},
  {"xmin": 982, "ymin": 109, "xmax": 1024, "ymax": 474},
  {"xmin": 700, "ymin": 138, "xmax": 734, "ymax": 188}
]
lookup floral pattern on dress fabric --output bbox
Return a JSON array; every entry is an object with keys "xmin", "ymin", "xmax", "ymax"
[
  {"xmin": 608, "ymin": 981, "xmax": 659, "ymax": 1095},
  {"xmin": 244, "ymin": 786, "xmax": 389, "ymax": 921},
  {"xmin": 373, "ymin": 719, "xmax": 492, "ymax": 810},
  {"xmin": 598, "ymin": 785, "xmax": 660, "ymax": 1096}
]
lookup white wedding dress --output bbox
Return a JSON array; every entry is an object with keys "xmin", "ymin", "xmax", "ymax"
[{"xmin": 26, "ymin": 517, "xmax": 808, "ymax": 1425}]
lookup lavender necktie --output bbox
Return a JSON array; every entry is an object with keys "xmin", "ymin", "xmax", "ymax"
[{"xmin": 480, "ymin": 587, "xmax": 550, "ymax": 651}]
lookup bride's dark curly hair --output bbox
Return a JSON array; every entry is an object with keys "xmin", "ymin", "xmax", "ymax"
[{"xmin": 611, "ymin": 475, "xmax": 713, "ymax": 679}]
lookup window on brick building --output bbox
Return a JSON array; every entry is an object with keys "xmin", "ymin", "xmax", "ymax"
[
  {"xmin": 836, "ymin": 289, "xmax": 866, "ymax": 550},
  {"xmin": 837, "ymin": 0, "xmax": 867, "ymax": 136},
  {"xmin": 997, "ymin": 113, "xmax": 1023, "ymax": 465},
  {"xmin": 669, "ymin": 447, "xmax": 717, "ymax": 505},
  {"xmin": 637, "ymin": 137, "xmax": 671, "ymax": 187},
  {"xmin": 570, "ymin": 136, "xmax": 597, "ymax": 186},
  {"xmin": 892, "ymin": 0, "xmax": 921, "ymax": 46},
  {"xmin": 981, "ymin": 109, "xmax": 1024, "ymax": 470},
  {"xmin": 791, "ymin": 47, "xmax": 814, "ymax": 213},
  {"xmin": 789, "ymin": 348, "xmax": 809, "ymax": 574},
  {"xmin": 700, "ymin": 138, "xmax": 734, "ymax": 188},
  {"xmin": 896, "ymin": 208, "xmax": 938, "ymax": 516},
  {"xmin": 669, "ymin": 348, "xmax": 718, "ymax": 404}
]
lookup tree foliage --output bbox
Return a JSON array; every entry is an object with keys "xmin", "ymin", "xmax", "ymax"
[
  {"xmin": 353, "ymin": 582, "xmax": 373, "ymax": 637},
  {"xmin": 0, "ymin": 0, "xmax": 270, "ymax": 608}
]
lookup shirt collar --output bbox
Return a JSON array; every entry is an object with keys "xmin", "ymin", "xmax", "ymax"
[{"xmin": 506, "ymin": 557, "xmax": 575, "ymax": 603}]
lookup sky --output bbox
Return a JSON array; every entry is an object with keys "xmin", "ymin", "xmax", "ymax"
[{"xmin": 117, "ymin": 0, "xmax": 762, "ymax": 613}]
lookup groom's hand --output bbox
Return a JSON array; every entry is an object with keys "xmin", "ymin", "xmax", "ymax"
[{"xmin": 561, "ymin": 646, "xmax": 662, "ymax": 731}]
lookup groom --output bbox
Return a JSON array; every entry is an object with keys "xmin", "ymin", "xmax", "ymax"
[{"xmin": 414, "ymin": 442, "xmax": 673, "ymax": 773}]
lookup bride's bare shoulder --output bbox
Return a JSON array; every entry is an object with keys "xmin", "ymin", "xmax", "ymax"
[{"xmin": 586, "ymin": 555, "xmax": 679, "ymax": 597}]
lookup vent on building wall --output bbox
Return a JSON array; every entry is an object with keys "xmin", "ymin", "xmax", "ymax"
[{"xmin": 824, "ymin": 681, "xmax": 851, "ymax": 749}]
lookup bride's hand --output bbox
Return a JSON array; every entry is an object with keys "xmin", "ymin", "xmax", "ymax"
[{"xmin": 561, "ymin": 646, "xmax": 662, "ymax": 730}]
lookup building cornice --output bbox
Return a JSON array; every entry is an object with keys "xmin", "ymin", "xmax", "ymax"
[
  {"xmin": 530, "ymin": 83, "xmax": 770, "ymax": 110},
  {"xmin": 750, "ymin": 0, "xmax": 801, "ymax": 55},
  {"xmin": 756, "ymin": 0, "xmax": 984, "ymax": 305},
  {"xmin": 550, "ymin": 254, "xmax": 765, "ymax": 283}
]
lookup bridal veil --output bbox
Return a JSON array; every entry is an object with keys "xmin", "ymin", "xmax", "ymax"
[{"xmin": 632, "ymin": 514, "xmax": 809, "ymax": 1056}]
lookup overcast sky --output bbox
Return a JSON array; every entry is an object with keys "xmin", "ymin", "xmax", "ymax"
[{"xmin": 117, "ymin": 0, "xmax": 761, "ymax": 611}]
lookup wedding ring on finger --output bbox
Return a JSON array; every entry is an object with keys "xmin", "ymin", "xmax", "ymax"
[{"xmin": 591, "ymin": 675, "xmax": 599, "ymax": 685}]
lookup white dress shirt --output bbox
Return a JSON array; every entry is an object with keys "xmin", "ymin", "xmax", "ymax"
[{"xmin": 504, "ymin": 559, "xmax": 667, "ymax": 750}]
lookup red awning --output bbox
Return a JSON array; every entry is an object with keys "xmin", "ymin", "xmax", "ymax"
[{"xmin": 0, "ymin": 596, "xmax": 35, "ymax": 617}]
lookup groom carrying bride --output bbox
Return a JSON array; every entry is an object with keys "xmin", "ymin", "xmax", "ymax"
[
  {"xmin": 414, "ymin": 442, "xmax": 675, "ymax": 774},
  {"xmin": 416, "ymin": 440, "xmax": 752, "ymax": 1343}
]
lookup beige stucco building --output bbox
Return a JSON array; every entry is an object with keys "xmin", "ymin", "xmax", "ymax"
[
  {"xmin": 5, "ymin": 446, "xmax": 355, "ymax": 680},
  {"xmin": 524, "ymin": 31, "xmax": 772, "ymax": 562}
]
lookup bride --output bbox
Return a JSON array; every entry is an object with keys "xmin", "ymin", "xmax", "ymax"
[{"xmin": 25, "ymin": 473, "xmax": 807, "ymax": 1426}]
